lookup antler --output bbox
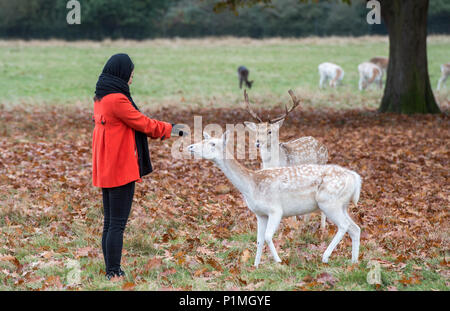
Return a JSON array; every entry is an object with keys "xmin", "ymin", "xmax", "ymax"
[
  {"xmin": 243, "ymin": 90, "xmax": 263, "ymax": 123},
  {"xmin": 269, "ymin": 89, "xmax": 302, "ymax": 124}
]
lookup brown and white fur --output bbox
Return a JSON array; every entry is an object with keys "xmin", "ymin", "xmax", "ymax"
[
  {"xmin": 243, "ymin": 90, "xmax": 328, "ymax": 230},
  {"xmin": 437, "ymin": 63, "xmax": 450, "ymax": 91},
  {"xmin": 243, "ymin": 120, "xmax": 328, "ymax": 170},
  {"xmin": 369, "ymin": 57, "xmax": 388, "ymax": 73},
  {"xmin": 188, "ymin": 131, "xmax": 362, "ymax": 267},
  {"xmin": 244, "ymin": 120, "xmax": 329, "ymax": 231},
  {"xmin": 358, "ymin": 62, "xmax": 383, "ymax": 91},
  {"xmin": 318, "ymin": 62, "xmax": 344, "ymax": 88},
  {"xmin": 370, "ymin": 57, "xmax": 388, "ymax": 84}
]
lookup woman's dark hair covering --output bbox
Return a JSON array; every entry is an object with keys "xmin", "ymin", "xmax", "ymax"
[
  {"xmin": 95, "ymin": 53, "xmax": 134, "ymax": 100},
  {"xmin": 95, "ymin": 53, "xmax": 153, "ymax": 178}
]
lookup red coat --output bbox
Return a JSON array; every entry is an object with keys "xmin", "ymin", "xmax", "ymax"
[{"xmin": 92, "ymin": 93, "xmax": 172, "ymax": 188}]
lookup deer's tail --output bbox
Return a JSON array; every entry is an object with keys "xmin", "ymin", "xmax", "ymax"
[{"xmin": 351, "ymin": 172, "xmax": 362, "ymax": 206}]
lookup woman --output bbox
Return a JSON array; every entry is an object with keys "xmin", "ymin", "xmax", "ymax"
[{"xmin": 92, "ymin": 53, "xmax": 177, "ymax": 280}]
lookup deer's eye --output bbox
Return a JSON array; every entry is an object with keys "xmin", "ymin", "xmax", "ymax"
[
  {"xmin": 268, "ymin": 131, "xmax": 272, "ymax": 135},
  {"xmin": 210, "ymin": 142, "xmax": 215, "ymax": 147}
]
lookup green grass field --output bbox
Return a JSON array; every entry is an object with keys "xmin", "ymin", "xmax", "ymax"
[{"xmin": 0, "ymin": 36, "xmax": 449, "ymax": 109}]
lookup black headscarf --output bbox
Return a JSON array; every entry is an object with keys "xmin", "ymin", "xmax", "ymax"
[{"xmin": 95, "ymin": 53, "xmax": 153, "ymax": 178}]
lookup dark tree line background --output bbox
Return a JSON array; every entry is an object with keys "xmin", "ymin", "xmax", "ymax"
[{"xmin": 0, "ymin": 0, "xmax": 449, "ymax": 40}]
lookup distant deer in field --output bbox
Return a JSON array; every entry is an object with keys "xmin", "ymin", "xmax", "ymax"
[
  {"xmin": 243, "ymin": 90, "xmax": 328, "ymax": 231},
  {"xmin": 358, "ymin": 62, "xmax": 383, "ymax": 91},
  {"xmin": 238, "ymin": 66, "xmax": 254, "ymax": 89},
  {"xmin": 437, "ymin": 63, "xmax": 450, "ymax": 91},
  {"xmin": 318, "ymin": 62, "xmax": 344, "ymax": 88},
  {"xmin": 188, "ymin": 131, "xmax": 362, "ymax": 267}
]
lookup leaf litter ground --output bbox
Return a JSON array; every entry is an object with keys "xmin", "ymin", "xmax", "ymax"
[{"xmin": 0, "ymin": 104, "xmax": 448, "ymax": 290}]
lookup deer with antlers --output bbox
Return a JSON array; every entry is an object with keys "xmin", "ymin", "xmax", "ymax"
[
  {"xmin": 243, "ymin": 90, "xmax": 329, "ymax": 231},
  {"xmin": 187, "ymin": 131, "xmax": 362, "ymax": 267}
]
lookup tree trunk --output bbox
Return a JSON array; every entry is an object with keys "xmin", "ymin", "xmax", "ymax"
[{"xmin": 379, "ymin": 0, "xmax": 440, "ymax": 114}]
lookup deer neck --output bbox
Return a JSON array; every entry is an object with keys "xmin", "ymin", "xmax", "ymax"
[
  {"xmin": 214, "ymin": 154, "xmax": 254, "ymax": 196},
  {"xmin": 260, "ymin": 137, "xmax": 285, "ymax": 168}
]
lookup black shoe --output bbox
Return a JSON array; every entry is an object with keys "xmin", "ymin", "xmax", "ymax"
[
  {"xmin": 106, "ymin": 271, "xmax": 117, "ymax": 281},
  {"xmin": 117, "ymin": 267, "xmax": 125, "ymax": 277},
  {"xmin": 106, "ymin": 268, "xmax": 125, "ymax": 280}
]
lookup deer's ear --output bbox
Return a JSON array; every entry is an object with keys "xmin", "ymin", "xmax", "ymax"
[
  {"xmin": 244, "ymin": 121, "xmax": 257, "ymax": 131},
  {"xmin": 203, "ymin": 132, "xmax": 211, "ymax": 140}
]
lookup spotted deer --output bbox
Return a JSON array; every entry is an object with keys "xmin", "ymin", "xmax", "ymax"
[
  {"xmin": 318, "ymin": 62, "xmax": 344, "ymax": 88},
  {"xmin": 437, "ymin": 63, "xmax": 450, "ymax": 91},
  {"xmin": 358, "ymin": 62, "xmax": 383, "ymax": 91},
  {"xmin": 243, "ymin": 90, "xmax": 328, "ymax": 231},
  {"xmin": 238, "ymin": 66, "xmax": 254, "ymax": 89},
  {"xmin": 188, "ymin": 131, "xmax": 362, "ymax": 267}
]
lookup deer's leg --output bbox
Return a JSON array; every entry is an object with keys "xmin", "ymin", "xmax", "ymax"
[
  {"xmin": 348, "ymin": 219, "xmax": 361, "ymax": 263},
  {"xmin": 319, "ymin": 75, "xmax": 326, "ymax": 89},
  {"xmin": 254, "ymin": 214, "xmax": 268, "ymax": 267},
  {"xmin": 358, "ymin": 76, "xmax": 364, "ymax": 91},
  {"xmin": 319, "ymin": 203, "xmax": 349, "ymax": 263},
  {"xmin": 303, "ymin": 214, "xmax": 310, "ymax": 224},
  {"xmin": 343, "ymin": 208, "xmax": 360, "ymax": 263},
  {"xmin": 239, "ymin": 78, "xmax": 243, "ymax": 89},
  {"xmin": 320, "ymin": 212, "xmax": 327, "ymax": 232},
  {"xmin": 330, "ymin": 77, "xmax": 337, "ymax": 88},
  {"xmin": 264, "ymin": 211, "xmax": 283, "ymax": 263}
]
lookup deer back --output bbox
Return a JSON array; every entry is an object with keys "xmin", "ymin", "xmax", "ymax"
[
  {"xmin": 251, "ymin": 164, "xmax": 357, "ymax": 208},
  {"xmin": 280, "ymin": 136, "xmax": 328, "ymax": 166},
  {"xmin": 369, "ymin": 57, "xmax": 388, "ymax": 70}
]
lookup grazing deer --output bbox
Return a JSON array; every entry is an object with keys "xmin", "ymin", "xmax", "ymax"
[
  {"xmin": 318, "ymin": 62, "xmax": 344, "ymax": 88},
  {"xmin": 243, "ymin": 90, "xmax": 328, "ymax": 231},
  {"xmin": 437, "ymin": 63, "xmax": 450, "ymax": 91},
  {"xmin": 188, "ymin": 131, "xmax": 362, "ymax": 267},
  {"xmin": 238, "ymin": 66, "xmax": 254, "ymax": 89},
  {"xmin": 358, "ymin": 62, "xmax": 383, "ymax": 91}
]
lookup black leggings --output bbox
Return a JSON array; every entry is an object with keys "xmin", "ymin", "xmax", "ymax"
[{"xmin": 102, "ymin": 181, "xmax": 135, "ymax": 274}]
